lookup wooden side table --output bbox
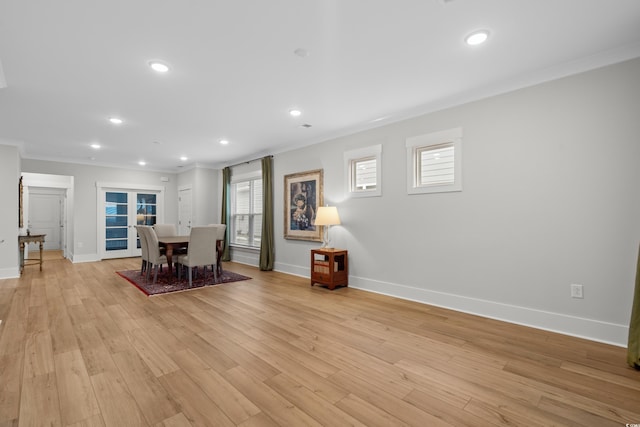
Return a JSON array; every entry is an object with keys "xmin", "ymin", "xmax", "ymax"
[
  {"xmin": 19, "ymin": 234, "xmax": 46, "ymax": 273},
  {"xmin": 310, "ymin": 248, "xmax": 348, "ymax": 290}
]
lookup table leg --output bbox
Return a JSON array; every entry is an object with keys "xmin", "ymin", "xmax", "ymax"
[
  {"xmin": 216, "ymin": 240, "xmax": 223, "ymax": 276},
  {"xmin": 165, "ymin": 244, "xmax": 174, "ymax": 282},
  {"xmin": 39, "ymin": 241, "xmax": 44, "ymax": 271},
  {"xmin": 19, "ymin": 242, "xmax": 25, "ymax": 274}
]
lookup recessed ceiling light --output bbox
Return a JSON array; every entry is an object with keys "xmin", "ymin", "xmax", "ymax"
[
  {"xmin": 180, "ymin": 156, "xmax": 188, "ymax": 161},
  {"xmin": 465, "ymin": 30, "xmax": 489, "ymax": 46},
  {"xmin": 90, "ymin": 143, "xmax": 101, "ymax": 149},
  {"xmin": 219, "ymin": 139, "xmax": 229, "ymax": 145},
  {"xmin": 289, "ymin": 109, "xmax": 302, "ymax": 117},
  {"xmin": 138, "ymin": 161, "xmax": 146, "ymax": 166},
  {"xmin": 149, "ymin": 61, "xmax": 170, "ymax": 73},
  {"xmin": 109, "ymin": 117, "xmax": 123, "ymax": 125}
]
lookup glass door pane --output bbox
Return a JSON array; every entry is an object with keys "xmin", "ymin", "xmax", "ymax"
[
  {"xmin": 105, "ymin": 192, "xmax": 128, "ymax": 252},
  {"xmin": 136, "ymin": 193, "xmax": 157, "ymax": 249}
]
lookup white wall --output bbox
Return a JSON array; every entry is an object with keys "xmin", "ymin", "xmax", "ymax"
[
  {"xmin": 272, "ymin": 57, "xmax": 640, "ymax": 346},
  {"xmin": 0, "ymin": 145, "xmax": 20, "ymax": 278},
  {"xmin": 21, "ymin": 160, "xmax": 179, "ymax": 262}
]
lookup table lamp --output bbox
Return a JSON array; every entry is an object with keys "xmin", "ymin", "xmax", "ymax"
[{"xmin": 315, "ymin": 206, "xmax": 341, "ymax": 248}]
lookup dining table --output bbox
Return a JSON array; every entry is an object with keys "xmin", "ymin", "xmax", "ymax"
[{"xmin": 158, "ymin": 236, "xmax": 224, "ymax": 282}]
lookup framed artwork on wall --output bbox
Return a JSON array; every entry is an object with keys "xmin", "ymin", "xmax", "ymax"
[{"xmin": 284, "ymin": 169, "xmax": 323, "ymax": 241}]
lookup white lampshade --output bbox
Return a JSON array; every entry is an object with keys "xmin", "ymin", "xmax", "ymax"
[{"xmin": 315, "ymin": 206, "xmax": 341, "ymax": 226}]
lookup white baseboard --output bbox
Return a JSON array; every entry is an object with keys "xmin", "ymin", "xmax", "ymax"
[
  {"xmin": 274, "ymin": 261, "xmax": 309, "ymax": 278},
  {"xmin": 0, "ymin": 267, "xmax": 20, "ymax": 280},
  {"xmin": 274, "ymin": 262, "xmax": 628, "ymax": 347},
  {"xmin": 349, "ymin": 275, "xmax": 628, "ymax": 347},
  {"xmin": 71, "ymin": 253, "xmax": 101, "ymax": 263}
]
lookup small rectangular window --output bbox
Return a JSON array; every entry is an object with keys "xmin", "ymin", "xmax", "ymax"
[
  {"xmin": 416, "ymin": 142, "xmax": 454, "ymax": 187},
  {"xmin": 406, "ymin": 128, "xmax": 462, "ymax": 194},
  {"xmin": 351, "ymin": 156, "xmax": 377, "ymax": 191},
  {"xmin": 344, "ymin": 144, "xmax": 382, "ymax": 197}
]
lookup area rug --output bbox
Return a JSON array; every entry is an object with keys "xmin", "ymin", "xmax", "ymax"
[{"xmin": 117, "ymin": 268, "xmax": 251, "ymax": 296}]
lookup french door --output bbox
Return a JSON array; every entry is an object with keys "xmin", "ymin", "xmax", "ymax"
[{"xmin": 98, "ymin": 183, "xmax": 164, "ymax": 259}]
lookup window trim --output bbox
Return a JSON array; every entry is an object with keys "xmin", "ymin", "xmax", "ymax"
[
  {"xmin": 406, "ymin": 128, "xmax": 462, "ymax": 194},
  {"xmin": 344, "ymin": 144, "xmax": 382, "ymax": 198}
]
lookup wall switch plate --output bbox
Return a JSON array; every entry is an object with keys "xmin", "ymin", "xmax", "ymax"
[{"xmin": 570, "ymin": 283, "xmax": 583, "ymax": 299}]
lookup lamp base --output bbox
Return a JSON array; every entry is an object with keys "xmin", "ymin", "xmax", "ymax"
[{"xmin": 320, "ymin": 226, "xmax": 331, "ymax": 248}]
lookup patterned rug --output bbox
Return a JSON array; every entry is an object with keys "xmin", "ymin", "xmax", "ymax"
[{"xmin": 117, "ymin": 267, "xmax": 251, "ymax": 296}]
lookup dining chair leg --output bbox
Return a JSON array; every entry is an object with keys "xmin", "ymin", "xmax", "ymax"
[{"xmin": 188, "ymin": 267, "xmax": 193, "ymax": 288}]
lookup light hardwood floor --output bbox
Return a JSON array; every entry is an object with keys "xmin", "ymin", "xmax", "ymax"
[{"xmin": 0, "ymin": 257, "xmax": 639, "ymax": 426}]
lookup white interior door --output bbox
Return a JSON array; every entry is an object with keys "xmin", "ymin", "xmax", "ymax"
[
  {"xmin": 100, "ymin": 188, "xmax": 163, "ymax": 259},
  {"xmin": 28, "ymin": 188, "xmax": 64, "ymax": 251},
  {"xmin": 178, "ymin": 187, "xmax": 192, "ymax": 235}
]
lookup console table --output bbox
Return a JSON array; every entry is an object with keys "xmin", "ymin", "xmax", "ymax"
[
  {"xmin": 19, "ymin": 234, "xmax": 46, "ymax": 273},
  {"xmin": 310, "ymin": 248, "xmax": 348, "ymax": 290}
]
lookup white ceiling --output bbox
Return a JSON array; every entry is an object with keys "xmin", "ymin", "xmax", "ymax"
[{"xmin": 1, "ymin": 0, "xmax": 639, "ymax": 172}]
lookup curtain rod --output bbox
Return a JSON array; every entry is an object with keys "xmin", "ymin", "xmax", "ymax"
[{"xmin": 225, "ymin": 154, "xmax": 272, "ymax": 169}]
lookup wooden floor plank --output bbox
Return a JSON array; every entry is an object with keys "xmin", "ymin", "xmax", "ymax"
[
  {"xmin": 18, "ymin": 373, "xmax": 61, "ymax": 427},
  {"xmin": 54, "ymin": 349, "xmax": 101, "ymax": 425},
  {"xmin": 111, "ymin": 348, "xmax": 181, "ymax": 425},
  {"xmin": 90, "ymin": 370, "xmax": 149, "ymax": 426}
]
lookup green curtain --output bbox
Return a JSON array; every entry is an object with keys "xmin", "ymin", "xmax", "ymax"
[
  {"xmin": 259, "ymin": 156, "xmax": 275, "ymax": 271},
  {"xmin": 220, "ymin": 167, "xmax": 231, "ymax": 262},
  {"xmin": 627, "ymin": 243, "xmax": 640, "ymax": 369}
]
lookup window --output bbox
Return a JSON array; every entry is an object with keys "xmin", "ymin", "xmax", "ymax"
[
  {"xmin": 231, "ymin": 176, "xmax": 262, "ymax": 248},
  {"xmin": 406, "ymin": 128, "xmax": 462, "ymax": 194},
  {"xmin": 344, "ymin": 144, "xmax": 382, "ymax": 197}
]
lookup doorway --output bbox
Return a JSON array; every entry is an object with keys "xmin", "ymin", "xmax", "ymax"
[
  {"xmin": 21, "ymin": 173, "xmax": 73, "ymax": 260},
  {"xmin": 28, "ymin": 188, "xmax": 65, "ymax": 251}
]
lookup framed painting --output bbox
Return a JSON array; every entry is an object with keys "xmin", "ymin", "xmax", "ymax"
[{"xmin": 284, "ymin": 169, "xmax": 323, "ymax": 241}]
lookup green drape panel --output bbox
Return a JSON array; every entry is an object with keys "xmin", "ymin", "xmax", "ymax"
[
  {"xmin": 259, "ymin": 156, "xmax": 275, "ymax": 271},
  {"xmin": 220, "ymin": 167, "xmax": 231, "ymax": 262},
  {"xmin": 627, "ymin": 243, "xmax": 640, "ymax": 369}
]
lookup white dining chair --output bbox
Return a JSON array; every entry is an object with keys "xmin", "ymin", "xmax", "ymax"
[
  {"xmin": 176, "ymin": 226, "xmax": 217, "ymax": 287},
  {"xmin": 153, "ymin": 223, "xmax": 177, "ymax": 237},
  {"xmin": 142, "ymin": 226, "xmax": 168, "ymax": 285},
  {"xmin": 207, "ymin": 224, "xmax": 226, "ymax": 276},
  {"xmin": 134, "ymin": 225, "xmax": 149, "ymax": 276}
]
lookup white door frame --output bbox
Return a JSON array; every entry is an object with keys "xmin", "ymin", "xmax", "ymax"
[
  {"xmin": 178, "ymin": 185, "xmax": 193, "ymax": 235},
  {"xmin": 22, "ymin": 173, "xmax": 73, "ymax": 260},
  {"xmin": 27, "ymin": 187, "xmax": 65, "ymax": 251},
  {"xmin": 96, "ymin": 182, "xmax": 165, "ymax": 260}
]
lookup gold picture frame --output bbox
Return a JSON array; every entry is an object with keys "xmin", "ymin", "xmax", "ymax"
[{"xmin": 284, "ymin": 169, "xmax": 323, "ymax": 241}]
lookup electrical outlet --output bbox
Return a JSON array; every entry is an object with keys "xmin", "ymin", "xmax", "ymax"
[{"xmin": 570, "ymin": 284, "xmax": 583, "ymax": 299}]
